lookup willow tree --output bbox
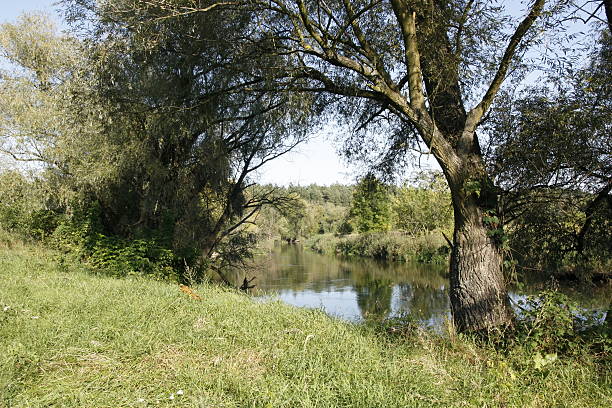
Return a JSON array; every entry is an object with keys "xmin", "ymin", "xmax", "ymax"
[
  {"xmin": 240, "ymin": 0, "xmax": 562, "ymax": 332},
  {"xmin": 1, "ymin": 7, "xmax": 310, "ymax": 283},
  {"xmin": 57, "ymin": 0, "xmax": 316, "ymax": 281}
]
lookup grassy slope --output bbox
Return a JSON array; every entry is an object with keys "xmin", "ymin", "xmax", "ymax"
[{"xmin": 1, "ymin": 238, "xmax": 610, "ymax": 407}]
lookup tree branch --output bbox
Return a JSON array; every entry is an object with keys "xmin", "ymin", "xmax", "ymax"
[
  {"xmin": 390, "ymin": 1, "xmax": 426, "ymax": 111},
  {"xmin": 468, "ymin": 0, "xmax": 546, "ymax": 130}
]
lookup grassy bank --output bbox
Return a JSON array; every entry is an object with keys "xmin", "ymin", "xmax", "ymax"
[
  {"xmin": 307, "ymin": 231, "xmax": 450, "ymax": 264},
  {"xmin": 1, "ymin": 236, "xmax": 610, "ymax": 407}
]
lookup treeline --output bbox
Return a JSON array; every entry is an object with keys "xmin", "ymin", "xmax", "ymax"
[
  {"xmin": 254, "ymin": 170, "xmax": 611, "ymax": 277},
  {"xmin": 255, "ymin": 172, "xmax": 454, "ymax": 263}
]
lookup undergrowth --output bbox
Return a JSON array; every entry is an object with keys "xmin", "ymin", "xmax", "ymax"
[{"xmin": 307, "ymin": 231, "xmax": 450, "ymax": 264}]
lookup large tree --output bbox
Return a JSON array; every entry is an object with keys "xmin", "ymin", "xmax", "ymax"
[
  {"xmin": 233, "ymin": 0, "xmax": 562, "ymax": 332},
  {"xmin": 72, "ymin": 0, "xmax": 313, "ymax": 281},
  {"xmin": 0, "ymin": 8, "xmax": 310, "ymax": 283}
]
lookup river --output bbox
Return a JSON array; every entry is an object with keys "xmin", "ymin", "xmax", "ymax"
[{"xmin": 228, "ymin": 243, "xmax": 611, "ymax": 328}]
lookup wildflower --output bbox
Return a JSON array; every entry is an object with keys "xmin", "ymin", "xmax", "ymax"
[
  {"xmin": 2, "ymin": 306, "xmax": 9, "ymax": 312},
  {"xmin": 169, "ymin": 394, "xmax": 175, "ymax": 400},
  {"xmin": 137, "ymin": 398, "xmax": 146, "ymax": 403},
  {"xmin": 176, "ymin": 389, "xmax": 184, "ymax": 395},
  {"xmin": 31, "ymin": 316, "xmax": 40, "ymax": 319}
]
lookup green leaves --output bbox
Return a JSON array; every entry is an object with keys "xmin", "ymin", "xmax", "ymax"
[
  {"xmin": 463, "ymin": 180, "xmax": 481, "ymax": 198},
  {"xmin": 349, "ymin": 175, "xmax": 392, "ymax": 234},
  {"xmin": 532, "ymin": 352, "xmax": 558, "ymax": 371},
  {"xmin": 392, "ymin": 172, "xmax": 453, "ymax": 236}
]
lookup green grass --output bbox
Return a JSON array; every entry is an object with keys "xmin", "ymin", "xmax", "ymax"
[{"xmin": 1, "ymin": 234, "xmax": 610, "ymax": 407}]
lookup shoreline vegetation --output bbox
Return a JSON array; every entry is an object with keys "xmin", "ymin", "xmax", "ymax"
[
  {"xmin": 305, "ymin": 231, "xmax": 450, "ymax": 264},
  {"xmin": 1, "ymin": 235, "xmax": 610, "ymax": 407}
]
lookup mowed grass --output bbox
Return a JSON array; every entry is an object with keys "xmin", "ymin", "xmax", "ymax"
[{"xmin": 1, "ymin": 237, "xmax": 610, "ymax": 407}]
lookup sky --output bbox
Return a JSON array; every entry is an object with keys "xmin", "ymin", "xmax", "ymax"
[
  {"xmin": 1, "ymin": 0, "xmax": 364, "ymax": 186},
  {"xmin": 1, "ymin": 1, "xmax": 602, "ymax": 185}
]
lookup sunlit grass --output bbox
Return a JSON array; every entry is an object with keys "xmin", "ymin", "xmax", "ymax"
[{"xmin": 1, "ymin": 235, "xmax": 610, "ymax": 407}]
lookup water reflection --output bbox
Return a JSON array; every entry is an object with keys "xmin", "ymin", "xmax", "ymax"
[
  {"xmin": 354, "ymin": 274, "xmax": 393, "ymax": 321},
  {"xmin": 226, "ymin": 243, "xmax": 609, "ymax": 328},
  {"xmin": 225, "ymin": 243, "xmax": 450, "ymax": 325}
]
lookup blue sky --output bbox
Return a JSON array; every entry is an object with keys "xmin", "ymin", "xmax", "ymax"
[
  {"xmin": 1, "ymin": 0, "xmax": 61, "ymax": 21},
  {"xmin": 1, "ymin": 1, "xmax": 602, "ymax": 185}
]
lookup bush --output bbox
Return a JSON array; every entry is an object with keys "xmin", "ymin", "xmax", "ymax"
[
  {"xmin": 88, "ymin": 235, "xmax": 180, "ymax": 281},
  {"xmin": 508, "ymin": 193, "xmax": 612, "ymax": 279},
  {"xmin": 308, "ymin": 231, "xmax": 450, "ymax": 263},
  {"xmin": 0, "ymin": 171, "xmax": 61, "ymax": 239},
  {"xmin": 50, "ymin": 201, "xmax": 186, "ymax": 281},
  {"xmin": 513, "ymin": 289, "xmax": 610, "ymax": 356},
  {"xmin": 0, "ymin": 172, "xmax": 202, "ymax": 283}
]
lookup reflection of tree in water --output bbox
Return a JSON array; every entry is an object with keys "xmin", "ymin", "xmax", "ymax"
[
  {"xmin": 354, "ymin": 272, "xmax": 393, "ymax": 322},
  {"xmin": 272, "ymin": 244, "xmax": 309, "ymax": 285},
  {"xmin": 395, "ymin": 283, "xmax": 449, "ymax": 323}
]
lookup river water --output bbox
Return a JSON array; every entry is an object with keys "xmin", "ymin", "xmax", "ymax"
[{"xmin": 228, "ymin": 243, "xmax": 611, "ymax": 328}]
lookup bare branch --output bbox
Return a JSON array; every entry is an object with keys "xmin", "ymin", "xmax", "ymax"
[{"xmin": 468, "ymin": 0, "xmax": 546, "ymax": 130}]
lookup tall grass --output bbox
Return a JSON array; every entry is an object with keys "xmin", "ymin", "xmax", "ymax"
[
  {"xmin": 308, "ymin": 230, "xmax": 450, "ymax": 263},
  {"xmin": 1, "ymin": 234, "xmax": 610, "ymax": 407}
]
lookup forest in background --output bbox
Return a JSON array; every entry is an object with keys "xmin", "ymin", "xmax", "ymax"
[
  {"xmin": 254, "ymin": 171, "xmax": 454, "ymax": 264},
  {"xmin": 253, "ymin": 169, "xmax": 610, "ymax": 278}
]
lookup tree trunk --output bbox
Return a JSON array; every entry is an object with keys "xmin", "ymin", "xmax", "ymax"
[{"xmin": 445, "ymin": 157, "xmax": 514, "ymax": 332}]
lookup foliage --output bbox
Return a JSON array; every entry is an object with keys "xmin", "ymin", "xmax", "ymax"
[
  {"xmin": 505, "ymin": 193, "xmax": 611, "ymax": 276},
  {"xmin": 350, "ymin": 175, "xmax": 392, "ymax": 233},
  {"xmin": 0, "ymin": 171, "xmax": 60, "ymax": 240},
  {"xmin": 0, "ymin": 9, "xmax": 310, "ymax": 283},
  {"xmin": 256, "ymin": 184, "xmax": 352, "ymax": 241},
  {"xmin": 87, "ymin": 236, "xmax": 180, "ymax": 281},
  {"xmin": 255, "ymin": 171, "xmax": 453, "ymax": 263},
  {"xmin": 49, "ymin": 199, "xmax": 187, "ymax": 281},
  {"xmin": 392, "ymin": 172, "xmax": 453, "ymax": 235},
  {"xmin": 512, "ymin": 290, "xmax": 611, "ymax": 358},
  {"xmin": 486, "ymin": 31, "xmax": 612, "ymax": 278},
  {"xmin": 309, "ymin": 231, "xmax": 449, "ymax": 264}
]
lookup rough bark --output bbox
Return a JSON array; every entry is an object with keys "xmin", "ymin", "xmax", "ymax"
[
  {"xmin": 448, "ymin": 180, "xmax": 512, "ymax": 332},
  {"xmin": 440, "ymin": 128, "xmax": 513, "ymax": 332}
]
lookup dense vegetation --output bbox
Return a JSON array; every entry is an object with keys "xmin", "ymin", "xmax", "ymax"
[{"xmin": 252, "ymin": 172, "xmax": 453, "ymax": 264}]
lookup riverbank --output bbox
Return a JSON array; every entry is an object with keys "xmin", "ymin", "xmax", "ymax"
[
  {"xmin": 1, "ymin": 238, "xmax": 610, "ymax": 407},
  {"xmin": 306, "ymin": 230, "xmax": 450, "ymax": 263}
]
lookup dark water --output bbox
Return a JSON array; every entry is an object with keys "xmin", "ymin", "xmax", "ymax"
[{"xmin": 229, "ymin": 244, "xmax": 611, "ymax": 328}]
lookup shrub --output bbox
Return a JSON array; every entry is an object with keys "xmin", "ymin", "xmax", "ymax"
[
  {"xmin": 88, "ymin": 235, "xmax": 180, "ymax": 281},
  {"xmin": 0, "ymin": 171, "xmax": 61, "ymax": 239},
  {"xmin": 513, "ymin": 289, "xmax": 610, "ymax": 356},
  {"xmin": 308, "ymin": 231, "xmax": 450, "ymax": 263},
  {"xmin": 50, "ymin": 200, "xmax": 186, "ymax": 282}
]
